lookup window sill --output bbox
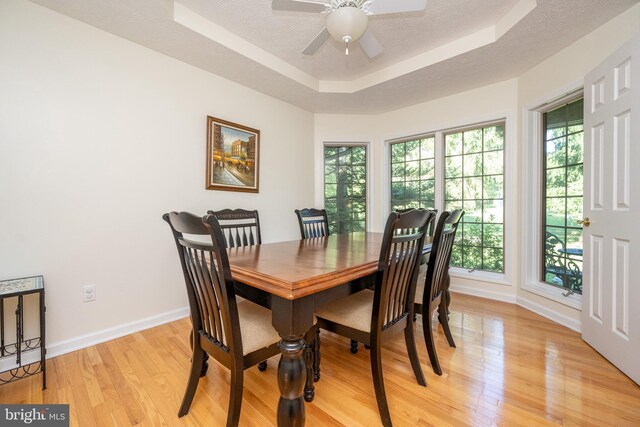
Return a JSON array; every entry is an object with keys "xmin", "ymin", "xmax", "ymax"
[
  {"xmin": 450, "ymin": 268, "xmax": 510, "ymax": 286},
  {"xmin": 521, "ymin": 281, "xmax": 582, "ymax": 310}
]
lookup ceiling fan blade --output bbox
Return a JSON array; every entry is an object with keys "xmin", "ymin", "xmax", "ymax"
[
  {"xmin": 367, "ymin": 0, "xmax": 427, "ymax": 15},
  {"xmin": 359, "ymin": 29, "xmax": 383, "ymax": 58},
  {"xmin": 272, "ymin": 0, "xmax": 328, "ymax": 13},
  {"xmin": 302, "ymin": 27, "xmax": 330, "ymax": 55}
]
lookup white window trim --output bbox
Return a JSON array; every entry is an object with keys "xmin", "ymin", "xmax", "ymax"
[
  {"xmin": 521, "ymin": 86, "xmax": 584, "ymax": 310},
  {"xmin": 320, "ymin": 141, "xmax": 373, "ymax": 232},
  {"xmin": 450, "ymin": 267, "xmax": 511, "ymax": 286}
]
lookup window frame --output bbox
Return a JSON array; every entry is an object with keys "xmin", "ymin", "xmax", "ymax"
[
  {"xmin": 388, "ymin": 134, "xmax": 437, "ymax": 212},
  {"xmin": 322, "ymin": 141, "xmax": 371, "ymax": 233},
  {"xmin": 541, "ymin": 98, "xmax": 585, "ymax": 295},
  {"xmin": 383, "ymin": 117, "xmax": 514, "ymax": 286},
  {"xmin": 522, "ymin": 88, "xmax": 583, "ymax": 309},
  {"xmin": 443, "ymin": 121, "xmax": 506, "ymax": 274}
]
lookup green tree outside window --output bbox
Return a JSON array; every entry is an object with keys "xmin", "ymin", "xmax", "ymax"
[
  {"xmin": 542, "ymin": 98, "xmax": 584, "ymax": 294},
  {"xmin": 324, "ymin": 146, "xmax": 367, "ymax": 234},
  {"xmin": 445, "ymin": 125, "xmax": 505, "ymax": 273},
  {"xmin": 390, "ymin": 136, "xmax": 436, "ymax": 211}
]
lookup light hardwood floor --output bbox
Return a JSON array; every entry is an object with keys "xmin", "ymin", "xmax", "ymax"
[{"xmin": 2, "ymin": 293, "xmax": 639, "ymax": 426}]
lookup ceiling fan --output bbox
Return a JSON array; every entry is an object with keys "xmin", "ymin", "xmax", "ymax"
[{"xmin": 272, "ymin": 0, "xmax": 427, "ymax": 58}]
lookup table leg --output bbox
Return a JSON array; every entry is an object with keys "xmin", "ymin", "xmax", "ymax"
[
  {"xmin": 277, "ymin": 337, "xmax": 306, "ymax": 427},
  {"xmin": 271, "ymin": 296, "xmax": 315, "ymax": 427}
]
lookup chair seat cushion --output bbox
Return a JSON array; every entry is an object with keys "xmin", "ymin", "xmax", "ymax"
[
  {"xmin": 315, "ymin": 289, "xmax": 374, "ymax": 333},
  {"xmin": 415, "ymin": 264, "xmax": 427, "ymax": 304},
  {"xmin": 237, "ymin": 299, "xmax": 281, "ymax": 355}
]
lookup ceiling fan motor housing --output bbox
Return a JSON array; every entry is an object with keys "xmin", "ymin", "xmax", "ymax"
[{"xmin": 326, "ymin": 6, "xmax": 369, "ymax": 43}]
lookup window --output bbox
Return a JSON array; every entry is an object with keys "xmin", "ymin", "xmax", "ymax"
[
  {"xmin": 386, "ymin": 122, "xmax": 507, "ymax": 275},
  {"xmin": 324, "ymin": 145, "xmax": 367, "ymax": 234},
  {"xmin": 389, "ymin": 136, "xmax": 436, "ymax": 211},
  {"xmin": 542, "ymin": 98, "xmax": 584, "ymax": 295},
  {"xmin": 445, "ymin": 124, "xmax": 505, "ymax": 273}
]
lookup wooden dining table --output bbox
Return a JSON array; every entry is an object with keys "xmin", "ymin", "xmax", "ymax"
[{"xmin": 226, "ymin": 231, "xmax": 432, "ymax": 427}]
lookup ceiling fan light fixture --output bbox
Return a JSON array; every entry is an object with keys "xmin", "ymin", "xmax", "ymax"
[{"xmin": 326, "ymin": 6, "xmax": 368, "ymax": 53}]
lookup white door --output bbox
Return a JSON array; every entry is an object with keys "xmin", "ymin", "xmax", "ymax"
[{"xmin": 582, "ymin": 34, "xmax": 639, "ymax": 384}]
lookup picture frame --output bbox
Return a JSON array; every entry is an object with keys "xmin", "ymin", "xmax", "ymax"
[{"xmin": 206, "ymin": 116, "xmax": 260, "ymax": 193}]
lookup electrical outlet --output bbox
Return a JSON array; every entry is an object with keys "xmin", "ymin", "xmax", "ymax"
[{"xmin": 83, "ymin": 284, "xmax": 96, "ymax": 302}]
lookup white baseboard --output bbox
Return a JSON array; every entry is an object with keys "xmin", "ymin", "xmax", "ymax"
[
  {"xmin": 450, "ymin": 283, "xmax": 517, "ymax": 304},
  {"xmin": 516, "ymin": 295, "xmax": 581, "ymax": 333},
  {"xmin": 0, "ymin": 306, "xmax": 190, "ymax": 372},
  {"xmin": 47, "ymin": 306, "xmax": 190, "ymax": 359},
  {"xmin": 451, "ymin": 284, "xmax": 582, "ymax": 332}
]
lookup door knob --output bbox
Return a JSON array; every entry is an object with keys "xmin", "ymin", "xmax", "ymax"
[{"xmin": 577, "ymin": 217, "xmax": 591, "ymax": 227}]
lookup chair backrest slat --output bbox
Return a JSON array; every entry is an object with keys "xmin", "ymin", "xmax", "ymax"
[
  {"xmin": 208, "ymin": 208, "xmax": 262, "ymax": 249},
  {"xmin": 424, "ymin": 209, "xmax": 464, "ymax": 305},
  {"xmin": 295, "ymin": 208, "xmax": 330, "ymax": 239},
  {"xmin": 186, "ymin": 246, "xmax": 225, "ymax": 346},
  {"xmin": 375, "ymin": 210, "xmax": 434, "ymax": 331},
  {"xmin": 395, "ymin": 208, "xmax": 438, "ymax": 237},
  {"xmin": 164, "ymin": 211, "xmax": 243, "ymax": 354}
]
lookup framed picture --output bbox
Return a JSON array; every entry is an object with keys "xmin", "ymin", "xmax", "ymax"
[{"xmin": 206, "ymin": 116, "xmax": 260, "ymax": 193}]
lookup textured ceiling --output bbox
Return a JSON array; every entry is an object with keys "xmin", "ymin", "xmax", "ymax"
[
  {"xmin": 179, "ymin": 0, "xmax": 520, "ymax": 80},
  {"xmin": 28, "ymin": 0, "xmax": 639, "ymax": 113}
]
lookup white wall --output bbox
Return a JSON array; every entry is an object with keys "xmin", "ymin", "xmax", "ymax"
[{"xmin": 0, "ymin": 0, "xmax": 315, "ymax": 353}]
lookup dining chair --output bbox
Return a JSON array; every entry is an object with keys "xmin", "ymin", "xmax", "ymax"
[
  {"xmin": 163, "ymin": 212, "xmax": 281, "ymax": 427},
  {"xmin": 315, "ymin": 209, "xmax": 434, "ymax": 427},
  {"xmin": 207, "ymin": 208, "xmax": 262, "ymax": 248},
  {"xmin": 295, "ymin": 208, "xmax": 371, "ymax": 358},
  {"xmin": 295, "ymin": 208, "xmax": 329, "ymax": 239},
  {"xmin": 414, "ymin": 209, "xmax": 464, "ymax": 376},
  {"xmin": 349, "ymin": 207, "xmax": 437, "ymax": 354},
  {"xmin": 207, "ymin": 208, "xmax": 270, "ymax": 370}
]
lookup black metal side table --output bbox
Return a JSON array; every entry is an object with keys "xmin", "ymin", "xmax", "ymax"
[{"xmin": 0, "ymin": 276, "xmax": 46, "ymax": 389}]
